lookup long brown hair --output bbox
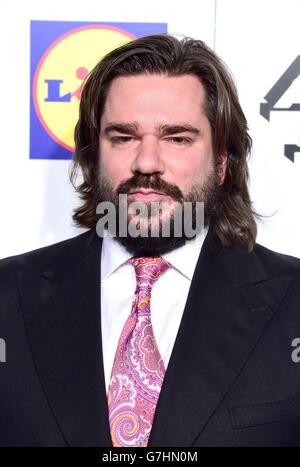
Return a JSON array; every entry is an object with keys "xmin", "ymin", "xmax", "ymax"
[{"xmin": 70, "ymin": 34, "xmax": 259, "ymax": 251}]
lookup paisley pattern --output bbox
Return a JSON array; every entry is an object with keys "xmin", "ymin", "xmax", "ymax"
[{"xmin": 108, "ymin": 256, "xmax": 170, "ymax": 447}]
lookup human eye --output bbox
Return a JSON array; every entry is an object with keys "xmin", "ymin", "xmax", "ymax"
[
  {"xmin": 110, "ymin": 136, "xmax": 134, "ymax": 145},
  {"xmin": 166, "ymin": 136, "xmax": 192, "ymax": 145}
]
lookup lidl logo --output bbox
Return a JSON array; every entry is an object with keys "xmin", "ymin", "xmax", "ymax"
[{"xmin": 30, "ymin": 21, "xmax": 167, "ymax": 159}]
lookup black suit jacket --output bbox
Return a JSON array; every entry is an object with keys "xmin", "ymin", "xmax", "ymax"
[{"xmin": 1, "ymin": 227, "xmax": 300, "ymax": 447}]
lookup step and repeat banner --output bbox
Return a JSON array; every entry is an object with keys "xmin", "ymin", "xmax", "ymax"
[{"xmin": 0, "ymin": 0, "xmax": 299, "ymax": 258}]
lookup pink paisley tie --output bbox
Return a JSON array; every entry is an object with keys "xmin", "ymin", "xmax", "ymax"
[{"xmin": 108, "ymin": 256, "xmax": 170, "ymax": 447}]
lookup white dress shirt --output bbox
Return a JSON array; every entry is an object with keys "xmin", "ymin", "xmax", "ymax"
[{"xmin": 100, "ymin": 226, "xmax": 208, "ymax": 394}]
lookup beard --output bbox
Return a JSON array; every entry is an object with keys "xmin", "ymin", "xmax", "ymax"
[{"xmin": 95, "ymin": 168, "xmax": 221, "ymax": 257}]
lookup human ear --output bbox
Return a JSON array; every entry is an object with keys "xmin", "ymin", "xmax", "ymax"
[{"xmin": 217, "ymin": 152, "xmax": 228, "ymax": 185}]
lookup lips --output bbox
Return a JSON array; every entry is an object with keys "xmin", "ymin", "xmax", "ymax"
[
  {"xmin": 129, "ymin": 190, "xmax": 165, "ymax": 196},
  {"xmin": 128, "ymin": 190, "xmax": 167, "ymax": 201}
]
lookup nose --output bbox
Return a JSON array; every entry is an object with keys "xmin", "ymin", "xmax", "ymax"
[{"xmin": 131, "ymin": 135, "xmax": 165, "ymax": 175}]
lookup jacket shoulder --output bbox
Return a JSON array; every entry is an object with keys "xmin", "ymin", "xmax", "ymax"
[
  {"xmin": 0, "ymin": 230, "xmax": 93, "ymax": 278},
  {"xmin": 254, "ymin": 242, "xmax": 300, "ymax": 278}
]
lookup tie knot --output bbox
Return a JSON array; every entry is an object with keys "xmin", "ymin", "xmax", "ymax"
[{"xmin": 128, "ymin": 256, "xmax": 170, "ymax": 290}]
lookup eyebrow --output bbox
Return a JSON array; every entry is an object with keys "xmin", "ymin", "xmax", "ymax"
[
  {"xmin": 102, "ymin": 122, "xmax": 201, "ymax": 137},
  {"xmin": 103, "ymin": 122, "xmax": 139, "ymax": 136}
]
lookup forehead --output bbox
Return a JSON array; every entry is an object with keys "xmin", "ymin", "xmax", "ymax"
[{"xmin": 101, "ymin": 73, "xmax": 207, "ymax": 125}]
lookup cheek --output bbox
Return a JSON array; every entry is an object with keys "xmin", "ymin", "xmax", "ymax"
[
  {"xmin": 101, "ymin": 161, "xmax": 121, "ymax": 186},
  {"xmin": 99, "ymin": 150, "xmax": 132, "ymax": 187},
  {"xmin": 170, "ymin": 152, "xmax": 213, "ymax": 186}
]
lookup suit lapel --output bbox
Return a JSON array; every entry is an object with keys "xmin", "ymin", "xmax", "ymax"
[
  {"xmin": 148, "ymin": 229, "xmax": 292, "ymax": 447},
  {"xmin": 18, "ymin": 230, "xmax": 112, "ymax": 447}
]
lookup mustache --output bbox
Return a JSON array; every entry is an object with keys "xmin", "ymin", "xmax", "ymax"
[{"xmin": 116, "ymin": 173, "xmax": 183, "ymax": 201}]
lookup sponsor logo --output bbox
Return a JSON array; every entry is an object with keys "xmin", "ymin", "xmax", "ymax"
[
  {"xmin": 30, "ymin": 21, "xmax": 167, "ymax": 159},
  {"xmin": 260, "ymin": 56, "xmax": 300, "ymax": 162}
]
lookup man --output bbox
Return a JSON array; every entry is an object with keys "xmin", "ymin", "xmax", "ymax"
[{"xmin": 1, "ymin": 34, "xmax": 300, "ymax": 447}]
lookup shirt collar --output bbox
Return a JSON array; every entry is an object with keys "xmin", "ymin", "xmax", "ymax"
[
  {"xmin": 163, "ymin": 225, "xmax": 208, "ymax": 279},
  {"xmin": 101, "ymin": 226, "xmax": 209, "ymax": 281}
]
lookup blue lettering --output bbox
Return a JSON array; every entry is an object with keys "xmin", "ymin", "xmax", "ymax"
[{"xmin": 44, "ymin": 79, "xmax": 71, "ymax": 102}]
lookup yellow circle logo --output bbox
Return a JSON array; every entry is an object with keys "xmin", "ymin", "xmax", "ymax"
[{"xmin": 33, "ymin": 25, "xmax": 135, "ymax": 151}]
